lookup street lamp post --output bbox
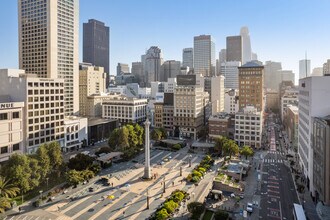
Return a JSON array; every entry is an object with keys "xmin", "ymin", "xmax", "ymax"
[
  {"xmin": 163, "ymin": 176, "xmax": 166, "ymax": 193},
  {"xmin": 46, "ymin": 177, "xmax": 49, "ymax": 190},
  {"xmin": 189, "ymin": 155, "xmax": 192, "ymax": 167},
  {"xmin": 147, "ymin": 189, "xmax": 150, "ymax": 209},
  {"xmin": 180, "ymin": 166, "xmax": 182, "ymax": 176}
]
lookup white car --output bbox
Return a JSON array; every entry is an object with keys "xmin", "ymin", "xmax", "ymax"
[{"xmin": 247, "ymin": 203, "xmax": 253, "ymax": 213}]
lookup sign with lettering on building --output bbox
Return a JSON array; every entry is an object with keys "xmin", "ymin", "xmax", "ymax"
[{"xmin": 0, "ymin": 102, "xmax": 24, "ymax": 109}]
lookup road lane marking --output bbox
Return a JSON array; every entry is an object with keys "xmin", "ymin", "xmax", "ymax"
[{"xmin": 60, "ymin": 195, "xmax": 92, "ymax": 214}]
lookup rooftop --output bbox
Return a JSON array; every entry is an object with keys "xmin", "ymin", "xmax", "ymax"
[{"xmin": 240, "ymin": 61, "xmax": 263, "ymax": 68}]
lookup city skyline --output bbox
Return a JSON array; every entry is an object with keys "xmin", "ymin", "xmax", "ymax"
[{"xmin": 0, "ymin": 0, "xmax": 330, "ymax": 81}]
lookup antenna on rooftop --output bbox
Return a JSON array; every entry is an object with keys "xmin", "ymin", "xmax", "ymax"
[{"xmin": 305, "ymin": 51, "xmax": 308, "ymax": 78}]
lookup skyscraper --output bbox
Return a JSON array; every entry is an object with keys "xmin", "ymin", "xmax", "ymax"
[
  {"xmin": 117, "ymin": 63, "xmax": 130, "ymax": 75},
  {"xmin": 264, "ymin": 61, "xmax": 282, "ymax": 90},
  {"xmin": 240, "ymin": 27, "xmax": 252, "ymax": 64},
  {"xmin": 238, "ymin": 61, "xmax": 264, "ymax": 112},
  {"xmin": 131, "ymin": 62, "xmax": 144, "ymax": 86},
  {"xmin": 161, "ymin": 60, "xmax": 181, "ymax": 82},
  {"xmin": 323, "ymin": 59, "xmax": 330, "ymax": 76},
  {"xmin": 182, "ymin": 48, "xmax": 193, "ymax": 69},
  {"xmin": 18, "ymin": 0, "xmax": 79, "ymax": 115},
  {"xmin": 220, "ymin": 61, "xmax": 241, "ymax": 89},
  {"xmin": 83, "ymin": 19, "xmax": 110, "ymax": 87},
  {"xmin": 193, "ymin": 35, "xmax": 216, "ymax": 77},
  {"xmin": 299, "ymin": 59, "xmax": 311, "ymax": 79},
  {"xmin": 226, "ymin": 36, "xmax": 242, "ymax": 63},
  {"xmin": 144, "ymin": 46, "xmax": 163, "ymax": 86}
]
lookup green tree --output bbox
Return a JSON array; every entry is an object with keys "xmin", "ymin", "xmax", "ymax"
[
  {"xmin": 0, "ymin": 197, "xmax": 11, "ymax": 213},
  {"xmin": 95, "ymin": 147, "xmax": 112, "ymax": 156},
  {"xmin": 46, "ymin": 141, "xmax": 63, "ymax": 173},
  {"xmin": 214, "ymin": 136, "xmax": 228, "ymax": 155},
  {"xmin": 223, "ymin": 139, "xmax": 239, "ymax": 159},
  {"xmin": 81, "ymin": 169, "xmax": 95, "ymax": 181},
  {"xmin": 28, "ymin": 157, "xmax": 42, "ymax": 189},
  {"xmin": 2, "ymin": 154, "xmax": 32, "ymax": 193},
  {"xmin": 151, "ymin": 129, "xmax": 162, "ymax": 141},
  {"xmin": 172, "ymin": 191, "xmax": 185, "ymax": 203},
  {"xmin": 88, "ymin": 164, "xmax": 101, "ymax": 174},
  {"xmin": 172, "ymin": 144, "xmax": 181, "ymax": 151},
  {"xmin": 214, "ymin": 210, "xmax": 229, "ymax": 220},
  {"xmin": 127, "ymin": 124, "xmax": 138, "ymax": 149},
  {"xmin": 158, "ymin": 128, "xmax": 167, "ymax": 139},
  {"xmin": 187, "ymin": 202, "xmax": 205, "ymax": 219},
  {"xmin": 163, "ymin": 200, "xmax": 178, "ymax": 214},
  {"xmin": 118, "ymin": 126, "xmax": 129, "ymax": 150},
  {"xmin": 0, "ymin": 176, "xmax": 19, "ymax": 199},
  {"xmin": 68, "ymin": 153, "xmax": 94, "ymax": 171},
  {"xmin": 155, "ymin": 208, "xmax": 169, "ymax": 220},
  {"xmin": 240, "ymin": 145, "xmax": 254, "ymax": 159},
  {"xmin": 66, "ymin": 170, "xmax": 84, "ymax": 187},
  {"xmin": 108, "ymin": 128, "xmax": 119, "ymax": 150},
  {"xmin": 36, "ymin": 144, "xmax": 50, "ymax": 179},
  {"xmin": 134, "ymin": 123, "xmax": 144, "ymax": 146}
]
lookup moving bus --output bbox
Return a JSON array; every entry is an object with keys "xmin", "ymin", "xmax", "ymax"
[{"xmin": 293, "ymin": 203, "xmax": 306, "ymax": 220}]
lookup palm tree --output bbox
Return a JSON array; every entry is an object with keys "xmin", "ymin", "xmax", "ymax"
[
  {"xmin": 223, "ymin": 139, "xmax": 239, "ymax": 159},
  {"xmin": 0, "ymin": 176, "xmax": 20, "ymax": 213},
  {"xmin": 0, "ymin": 197, "xmax": 11, "ymax": 213},
  {"xmin": 0, "ymin": 176, "xmax": 20, "ymax": 198}
]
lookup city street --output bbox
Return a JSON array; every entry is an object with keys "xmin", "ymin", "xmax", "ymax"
[
  {"xmin": 259, "ymin": 114, "xmax": 299, "ymax": 220},
  {"xmin": 15, "ymin": 147, "xmax": 216, "ymax": 220}
]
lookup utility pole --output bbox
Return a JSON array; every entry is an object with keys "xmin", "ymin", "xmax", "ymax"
[
  {"xmin": 163, "ymin": 176, "xmax": 166, "ymax": 193},
  {"xmin": 147, "ymin": 189, "xmax": 150, "ymax": 209},
  {"xmin": 180, "ymin": 166, "xmax": 182, "ymax": 176}
]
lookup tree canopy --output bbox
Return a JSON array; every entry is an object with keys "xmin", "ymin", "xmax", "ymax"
[{"xmin": 240, "ymin": 145, "xmax": 254, "ymax": 159}]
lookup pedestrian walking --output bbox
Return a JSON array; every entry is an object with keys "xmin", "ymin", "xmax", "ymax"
[
  {"xmin": 172, "ymin": 182, "xmax": 174, "ymax": 186},
  {"xmin": 18, "ymin": 207, "xmax": 21, "ymax": 212}
]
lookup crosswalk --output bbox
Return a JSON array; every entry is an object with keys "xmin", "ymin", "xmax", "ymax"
[
  {"xmin": 267, "ymin": 151, "xmax": 285, "ymax": 156},
  {"xmin": 262, "ymin": 159, "xmax": 284, "ymax": 164}
]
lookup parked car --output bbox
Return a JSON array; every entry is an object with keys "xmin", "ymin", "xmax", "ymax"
[
  {"xmin": 89, "ymin": 187, "xmax": 94, "ymax": 192},
  {"xmin": 247, "ymin": 203, "xmax": 253, "ymax": 213}
]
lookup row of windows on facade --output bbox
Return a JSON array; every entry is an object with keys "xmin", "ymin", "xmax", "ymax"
[
  {"xmin": 0, "ymin": 144, "xmax": 20, "ymax": 155},
  {"xmin": 28, "ymin": 103, "xmax": 64, "ymax": 110},
  {"xmin": 235, "ymin": 116, "xmax": 261, "ymax": 120},
  {"xmin": 29, "ymin": 128, "xmax": 64, "ymax": 139},
  {"xmin": 0, "ymin": 112, "xmax": 20, "ymax": 120},
  {"xmin": 27, "ymin": 116, "xmax": 64, "ymax": 129},
  {"xmin": 235, "ymin": 135, "xmax": 260, "ymax": 141},
  {"xmin": 235, "ymin": 126, "xmax": 261, "ymax": 131},
  {"xmin": 28, "ymin": 134, "xmax": 65, "ymax": 147}
]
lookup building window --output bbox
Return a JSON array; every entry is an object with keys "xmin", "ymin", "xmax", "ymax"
[
  {"xmin": 0, "ymin": 146, "xmax": 8, "ymax": 154},
  {"xmin": 13, "ymin": 144, "xmax": 20, "ymax": 151},
  {"xmin": 12, "ymin": 112, "xmax": 20, "ymax": 119},
  {"xmin": 0, "ymin": 113, "xmax": 8, "ymax": 120}
]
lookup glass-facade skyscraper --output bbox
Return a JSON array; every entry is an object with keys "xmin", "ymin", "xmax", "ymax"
[
  {"xmin": 83, "ymin": 19, "xmax": 110, "ymax": 88},
  {"xmin": 193, "ymin": 35, "xmax": 216, "ymax": 77}
]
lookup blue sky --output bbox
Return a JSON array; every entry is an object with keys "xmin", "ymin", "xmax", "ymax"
[{"xmin": 0, "ymin": 0, "xmax": 329, "ymax": 80}]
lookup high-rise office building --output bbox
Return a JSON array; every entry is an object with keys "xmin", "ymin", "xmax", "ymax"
[
  {"xmin": 226, "ymin": 36, "xmax": 242, "ymax": 63},
  {"xmin": 219, "ymin": 49, "xmax": 227, "ymax": 64},
  {"xmin": 238, "ymin": 61, "xmax": 264, "ymax": 112},
  {"xmin": 182, "ymin": 48, "xmax": 193, "ymax": 69},
  {"xmin": 220, "ymin": 61, "xmax": 241, "ymax": 89},
  {"xmin": 161, "ymin": 60, "xmax": 181, "ymax": 82},
  {"xmin": 18, "ymin": 0, "xmax": 79, "ymax": 116},
  {"xmin": 79, "ymin": 63, "xmax": 106, "ymax": 116},
  {"xmin": 144, "ymin": 46, "xmax": 163, "ymax": 86},
  {"xmin": 323, "ymin": 60, "xmax": 330, "ymax": 76},
  {"xmin": 298, "ymin": 76, "xmax": 330, "ymax": 196},
  {"xmin": 280, "ymin": 70, "xmax": 295, "ymax": 84},
  {"xmin": 193, "ymin": 35, "xmax": 216, "ymax": 77},
  {"xmin": 83, "ymin": 19, "xmax": 110, "ymax": 87},
  {"xmin": 299, "ymin": 59, "xmax": 311, "ymax": 79},
  {"xmin": 240, "ymin": 27, "xmax": 252, "ymax": 64},
  {"xmin": 264, "ymin": 61, "xmax": 282, "ymax": 91},
  {"xmin": 131, "ymin": 62, "xmax": 144, "ymax": 86},
  {"xmin": 117, "ymin": 63, "xmax": 130, "ymax": 75}
]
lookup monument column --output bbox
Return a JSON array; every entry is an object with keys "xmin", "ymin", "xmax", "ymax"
[{"xmin": 144, "ymin": 118, "xmax": 151, "ymax": 179}]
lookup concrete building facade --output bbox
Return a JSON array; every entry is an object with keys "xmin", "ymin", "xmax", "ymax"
[
  {"xmin": 0, "ymin": 69, "xmax": 65, "ymax": 153},
  {"xmin": 264, "ymin": 61, "xmax": 282, "ymax": 91},
  {"xmin": 18, "ymin": 0, "xmax": 79, "ymax": 115},
  {"xmin": 79, "ymin": 63, "xmax": 106, "ymax": 116},
  {"xmin": 280, "ymin": 88, "xmax": 298, "ymax": 122},
  {"xmin": 238, "ymin": 62, "xmax": 264, "ymax": 112},
  {"xmin": 299, "ymin": 59, "xmax": 311, "ymax": 79},
  {"xmin": 117, "ymin": 63, "xmax": 130, "ymax": 76},
  {"xmin": 235, "ymin": 106, "xmax": 262, "ymax": 148},
  {"xmin": 144, "ymin": 46, "xmax": 163, "ymax": 86},
  {"xmin": 224, "ymin": 89, "xmax": 239, "ymax": 114},
  {"xmin": 298, "ymin": 76, "xmax": 330, "ymax": 195},
  {"xmin": 161, "ymin": 60, "xmax": 181, "ymax": 82},
  {"xmin": 284, "ymin": 105, "xmax": 299, "ymax": 151},
  {"xmin": 312, "ymin": 116, "xmax": 330, "ymax": 205},
  {"xmin": 102, "ymin": 96, "xmax": 147, "ymax": 126},
  {"xmin": 0, "ymin": 100, "xmax": 25, "ymax": 162},
  {"xmin": 208, "ymin": 113, "xmax": 232, "ymax": 139}
]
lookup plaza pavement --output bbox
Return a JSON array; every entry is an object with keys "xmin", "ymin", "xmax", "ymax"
[{"xmin": 8, "ymin": 148, "xmax": 217, "ymax": 220}]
